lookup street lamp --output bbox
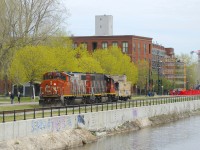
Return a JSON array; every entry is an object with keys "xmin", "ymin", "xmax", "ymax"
[
  {"xmin": 186, "ymin": 81, "xmax": 189, "ymax": 90},
  {"xmin": 135, "ymin": 85, "xmax": 137, "ymax": 96},
  {"xmin": 145, "ymin": 76, "xmax": 147, "ymax": 96},
  {"xmin": 157, "ymin": 58, "xmax": 162, "ymax": 95},
  {"xmin": 153, "ymin": 85, "xmax": 155, "ymax": 93}
]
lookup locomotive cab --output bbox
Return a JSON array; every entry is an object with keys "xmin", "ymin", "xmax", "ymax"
[{"xmin": 39, "ymin": 71, "xmax": 70, "ymax": 106}]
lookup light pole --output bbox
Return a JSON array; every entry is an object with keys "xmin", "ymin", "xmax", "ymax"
[
  {"xmin": 186, "ymin": 81, "xmax": 189, "ymax": 90},
  {"xmin": 135, "ymin": 85, "xmax": 137, "ymax": 96},
  {"xmin": 153, "ymin": 85, "xmax": 155, "ymax": 93},
  {"xmin": 161, "ymin": 85, "xmax": 163, "ymax": 95},
  {"xmin": 145, "ymin": 76, "xmax": 147, "ymax": 96},
  {"xmin": 157, "ymin": 51, "xmax": 162, "ymax": 95}
]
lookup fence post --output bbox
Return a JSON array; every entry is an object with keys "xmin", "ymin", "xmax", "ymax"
[
  {"xmin": 136, "ymin": 100, "xmax": 137, "ymax": 107},
  {"xmin": 42, "ymin": 109, "xmax": 44, "ymax": 118},
  {"xmin": 33, "ymin": 108, "xmax": 35, "ymax": 119},
  {"xmin": 91, "ymin": 104, "xmax": 92, "ymax": 112},
  {"xmin": 66, "ymin": 106, "xmax": 67, "ymax": 115},
  {"xmin": 107, "ymin": 102, "xmax": 109, "ymax": 110},
  {"xmin": 24, "ymin": 109, "xmax": 26, "ymax": 120},
  {"xmin": 3, "ymin": 111, "xmax": 5, "ymax": 123},
  {"xmin": 14, "ymin": 110, "xmax": 16, "ymax": 121},
  {"xmin": 58, "ymin": 108, "xmax": 60, "ymax": 116},
  {"xmin": 125, "ymin": 101, "xmax": 126, "ymax": 108},
  {"xmin": 73, "ymin": 106, "xmax": 75, "ymax": 114},
  {"xmin": 79, "ymin": 105, "xmax": 81, "ymax": 114},
  {"xmin": 85, "ymin": 105, "xmax": 87, "ymax": 113},
  {"xmin": 51, "ymin": 107, "xmax": 53, "ymax": 117},
  {"xmin": 129, "ymin": 101, "xmax": 130, "ymax": 108},
  {"xmin": 102, "ymin": 103, "xmax": 103, "ymax": 111}
]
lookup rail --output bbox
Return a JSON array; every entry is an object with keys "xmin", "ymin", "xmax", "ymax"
[{"xmin": 0, "ymin": 95, "xmax": 199, "ymax": 123}]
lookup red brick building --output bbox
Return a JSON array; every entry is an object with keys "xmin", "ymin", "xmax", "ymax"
[{"xmin": 71, "ymin": 35, "xmax": 153, "ymax": 63}]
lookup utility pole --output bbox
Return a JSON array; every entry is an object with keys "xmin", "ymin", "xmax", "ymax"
[{"xmin": 157, "ymin": 51, "xmax": 160, "ymax": 95}]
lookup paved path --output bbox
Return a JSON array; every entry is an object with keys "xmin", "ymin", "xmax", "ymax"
[{"xmin": 0, "ymin": 102, "xmax": 38, "ymax": 106}]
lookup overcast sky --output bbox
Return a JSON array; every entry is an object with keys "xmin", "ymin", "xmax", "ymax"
[{"xmin": 64, "ymin": 0, "xmax": 200, "ymax": 55}]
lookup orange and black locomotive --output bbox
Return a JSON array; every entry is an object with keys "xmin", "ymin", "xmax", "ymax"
[{"xmin": 39, "ymin": 71, "xmax": 131, "ymax": 106}]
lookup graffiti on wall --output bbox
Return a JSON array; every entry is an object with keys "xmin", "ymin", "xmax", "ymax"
[
  {"xmin": 31, "ymin": 119, "xmax": 51, "ymax": 132},
  {"xmin": 77, "ymin": 115, "xmax": 85, "ymax": 128},
  {"xmin": 51, "ymin": 117, "xmax": 67, "ymax": 132},
  {"xmin": 31, "ymin": 116, "xmax": 72, "ymax": 133},
  {"xmin": 77, "ymin": 115, "xmax": 85, "ymax": 124}
]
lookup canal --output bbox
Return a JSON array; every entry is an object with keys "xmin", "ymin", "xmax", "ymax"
[{"xmin": 71, "ymin": 115, "xmax": 200, "ymax": 150}]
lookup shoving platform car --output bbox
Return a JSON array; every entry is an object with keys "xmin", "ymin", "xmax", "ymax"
[{"xmin": 39, "ymin": 71, "xmax": 131, "ymax": 106}]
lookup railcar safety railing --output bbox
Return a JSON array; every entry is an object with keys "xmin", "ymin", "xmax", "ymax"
[{"xmin": 0, "ymin": 95, "xmax": 200, "ymax": 123}]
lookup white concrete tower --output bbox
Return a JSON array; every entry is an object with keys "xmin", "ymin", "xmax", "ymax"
[{"xmin": 95, "ymin": 15, "xmax": 113, "ymax": 36}]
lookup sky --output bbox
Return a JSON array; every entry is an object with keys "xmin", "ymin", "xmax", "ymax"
[{"xmin": 63, "ymin": 0, "xmax": 200, "ymax": 55}]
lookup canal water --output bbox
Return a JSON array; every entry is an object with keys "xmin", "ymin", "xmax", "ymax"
[{"xmin": 71, "ymin": 115, "xmax": 200, "ymax": 150}]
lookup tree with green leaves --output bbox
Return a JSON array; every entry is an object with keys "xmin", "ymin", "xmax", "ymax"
[
  {"xmin": 93, "ymin": 46, "xmax": 138, "ymax": 84},
  {"xmin": 0, "ymin": 0, "xmax": 69, "ymax": 94},
  {"xmin": 136, "ymin": 60, "xmax": 149, "ymax": 95},
  {"xmin": 176, "ymin": 53, "xmax": 198, "ymax": 89}
]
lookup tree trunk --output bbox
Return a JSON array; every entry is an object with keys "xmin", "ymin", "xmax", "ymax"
[{"xmin": 4, "ymin": 74, "xmax": 8, "ymax": 96}]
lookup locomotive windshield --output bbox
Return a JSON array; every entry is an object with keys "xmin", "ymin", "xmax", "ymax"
[{"xmin": 43, "ymin": 72, "xmax": 66, "ymax": 81}]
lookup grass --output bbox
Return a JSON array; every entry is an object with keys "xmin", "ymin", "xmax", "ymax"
[
  {"xmin": 0, "ymin": 96, "xmax": 39, "ymax": 111},
  {"xmin": 0, "ymin": 96, "xmax": 39, "ymax": 103},
  {"xmin": 0, "ymin": 105, "xmax": 40, "ymax": 111}
]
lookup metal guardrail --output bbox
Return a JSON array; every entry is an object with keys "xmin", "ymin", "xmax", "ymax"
[{"xmin": 0, "ymin": 95, "xmax": 199, "ymax": 123}]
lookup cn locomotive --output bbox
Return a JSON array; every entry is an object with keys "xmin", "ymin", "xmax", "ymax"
[{"xmin": 39, "ymin": 71, "xmax": 131, "ymax": 106}]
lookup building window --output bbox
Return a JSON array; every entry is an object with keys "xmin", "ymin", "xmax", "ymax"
[
  {"xmin": 133, "ymin": 43, "xmax": 136, "ymax": 51},
  {"xmin": 102, "ymin": 42, "xmax": 108, "ymax": 49},
  {"xmin": 138, "ymin": 43, "xmax": 140, "ymax": 51},
  {"xmin": 81, "ymin": 42, "xmax": 87, "ymax": 50},
  {"xmin": 72, "ymin": 43, "xmax": 78, "ymax": 49},
  {"xmin": 138, "ymin": 43, "xmax": 140, "ymax": 59},
  {"xmin": 112, "ymin": 42, "xmax": 118, "ymax": 47},
  {"xmin": 122, "ymin": 42, "xmax": 128, "ymax": 53},
  {"xmin": 144, "ymin": 44, "xmax": 146, "ymax": 54}
]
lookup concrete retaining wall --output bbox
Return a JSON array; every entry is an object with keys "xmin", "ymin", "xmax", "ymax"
[{"xmin": 1, "ymin": 100, "xmax": 200, "ymax": 142}]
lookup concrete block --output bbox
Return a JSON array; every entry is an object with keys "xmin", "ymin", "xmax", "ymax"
[
  {"xmin": 4, "ymin": 122, "xmax": 14, "ymax": 140},
  {"xmin": 13, "ymin": 121, "xmax": 19, "ymax": 139},
  {"xmin": 26, "ymin": 119, "xmax": 33, "ymax": 136},
  {"xmin": 18, "ymin": 120, "xmax": 27, "ymax": 138},
  {"xmin": 0, "ymin": 123, "xmax": 5, "ymax": 141}
]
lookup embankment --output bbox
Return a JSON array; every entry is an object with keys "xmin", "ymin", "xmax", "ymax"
[{"xmin": 1, "ymin": 100, "xmax": 200, "ymax": 149}]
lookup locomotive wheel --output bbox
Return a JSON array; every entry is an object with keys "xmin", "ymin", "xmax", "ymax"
[
  {"xmin": 107, "ymin": 96, "xmax": 112, "ymax": 102},
  {"xmin": 96, "ymin": 97, "xmax": 102, "ymax": 103},
  {"xmin": 82, "ymin": 97, "xmax": 87, "ymax": 104},
  {"xmin": 108, "ymin": 95, "xmax": 117, "ymax": 102},
  {"xmin": 87, "ymin": 96, "xmax": 96, "ymax": 104},
  {"xmin": 65, "ymin": 97, "xmax": 75, "ymax": 105}
]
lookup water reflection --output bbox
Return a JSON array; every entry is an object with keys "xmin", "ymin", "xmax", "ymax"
[{"xmin": 71, "ymin": 115, "xmax": 200, "ymax": 150}]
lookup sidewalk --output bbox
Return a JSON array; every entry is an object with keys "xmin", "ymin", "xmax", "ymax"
[{"xmin": 0, "ymin": 102, "xmax": 38, "ymax": 107}]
